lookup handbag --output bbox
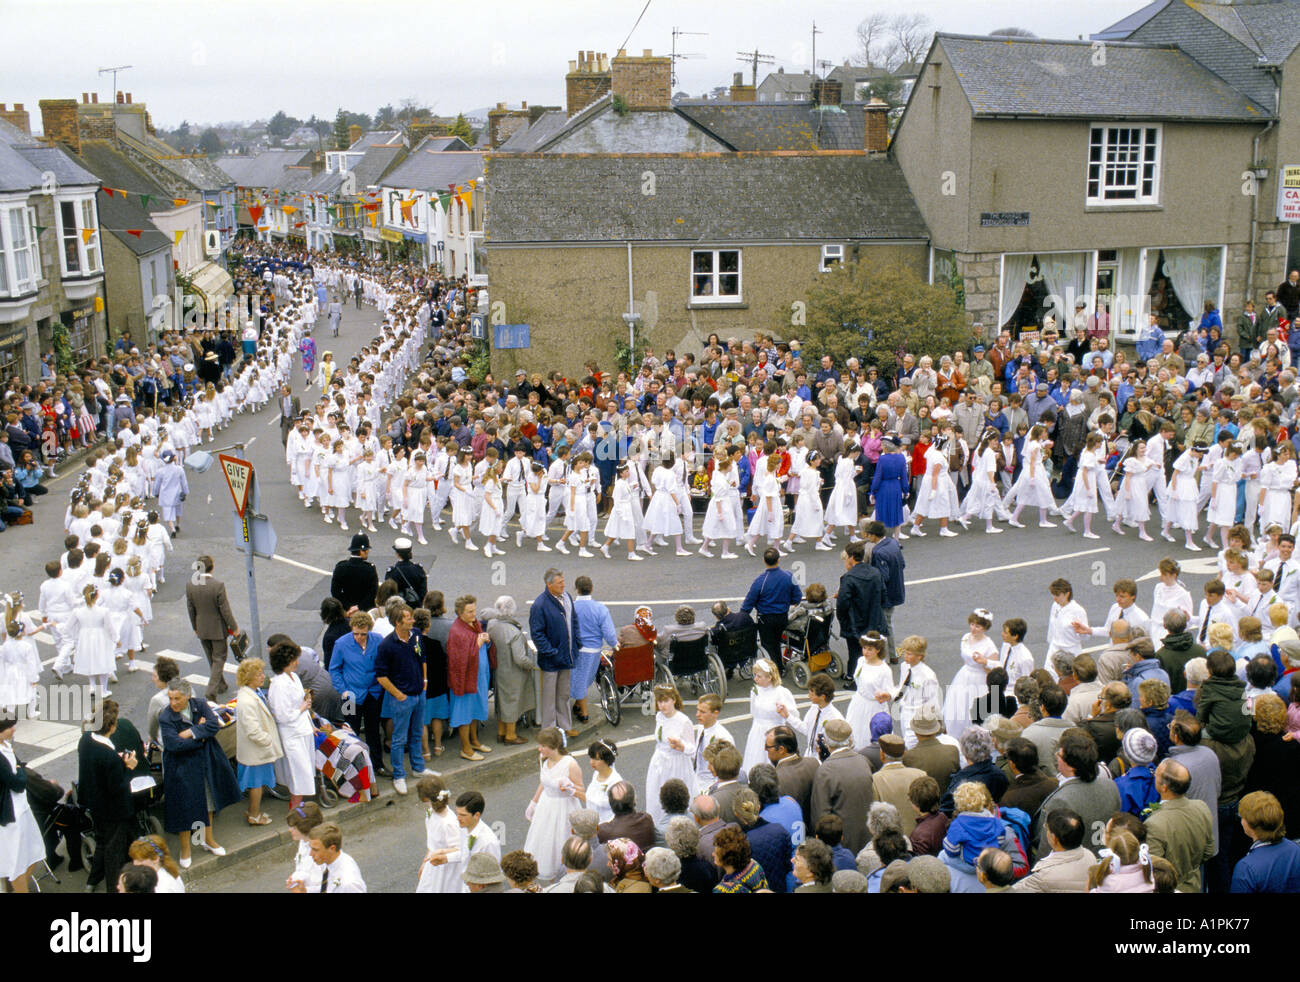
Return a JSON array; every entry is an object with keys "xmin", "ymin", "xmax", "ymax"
[{"xmin": 390, "ymin": 564, "xmax": 422, "ymax": 606}]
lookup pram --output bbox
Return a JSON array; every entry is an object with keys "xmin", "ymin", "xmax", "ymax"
[{"xmin": 780, "ymin": 609, "xmax": 846, "ymax": 689}]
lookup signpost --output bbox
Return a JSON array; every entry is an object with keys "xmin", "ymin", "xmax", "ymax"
[{"xmin": 214, "ymin": 449, "xmax": 264, "ymax": 658}]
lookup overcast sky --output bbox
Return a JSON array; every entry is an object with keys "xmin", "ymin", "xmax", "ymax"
[{"xmin": 5, "ymin": 0, "xmax": 1141, "ymax": 129}]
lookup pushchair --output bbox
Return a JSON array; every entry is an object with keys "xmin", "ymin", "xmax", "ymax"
[
  {"xmin": 64, "ymin": 777, "xmax": 165, "ymax": 877},
  {"xmin": 780, "ymin": 609, "xmax": 846, "ymax": 689}
]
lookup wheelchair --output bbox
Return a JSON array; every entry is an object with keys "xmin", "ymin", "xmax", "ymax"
[
  {"xmin": 713, "ymin": 621, "xmax": 759, "ymax": 690},
  {"xmin": 779, "ymin": 611, "xmax": 846, "ymax": 690},
  {"xmin": 666, "ymin": 634, "xmax": 725, "ymax": 703},
  {"xmin": 596, "ymin": 638, "xmax": 671, "ymax": 727}
]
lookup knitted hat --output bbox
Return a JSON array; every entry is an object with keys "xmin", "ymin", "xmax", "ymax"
[{"xmin": 1122, "ymin": 727, "xmax": 1158, "ymax": 766}]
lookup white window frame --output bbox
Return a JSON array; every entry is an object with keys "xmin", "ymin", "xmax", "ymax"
[
  {"xmin": 1087, "ymin": 124, "xmax": 1161, "ymax": 205},
  {"xmin": 690, "ymin": 248, "xmax": 742, "ymax": 303},
  {"xmin": 54, "ymin": 193, "xmax": 102, "ymax": 277},
  {"xmin": 0, "ymin": 201, "xmax": 41, "ymax": 297},
  {"xmin": 820, "ymin": 243, "xmax": 844, "ymax": 272}
]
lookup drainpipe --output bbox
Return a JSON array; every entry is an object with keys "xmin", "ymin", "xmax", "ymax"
[
  {"xmin": 1248, "ymin": 76, "xmax": 1280, "ymax": 300},
  {"xmin": 627, "ymin": 240, "xmax": 635, "ymax": 350}
]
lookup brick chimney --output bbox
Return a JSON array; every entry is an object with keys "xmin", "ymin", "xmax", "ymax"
[
  {"xmin": 729, "ymin": 72, "xmax": 756, "ymax": 103},
  {"xmin": 811, "ymin": 78, "xmax": 842, "ymax": 107},
  {"xmin": 865, "ymin": 97, "xmax": 889, "ymax": 154},
  {"xmin": 348, "ymin": 123, "xmax": 362, "ymax": 146},
  {"xmin": 487, "ymin": 104, "xmax": 530, "ymax": 149},
  {"xmin": 566, "ymin": 49, "xmax": 612, "ymax": 117},
  {"xmin": 0, "ymin": 103, "xmax": 31, "ymax": 135},
  {"xmin": 125, "ymin": 92, "xmax": 132, "ymax": 104},
  {"xmin": 39, "ymin": 99, "xmax": 80, "ymax": 154},
  {"xmin": 611, "ymin": 48, "xmax": 671, "ymax": 110}
]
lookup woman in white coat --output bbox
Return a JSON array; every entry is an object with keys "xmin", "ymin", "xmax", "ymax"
[
  {"xmin": 234, "ymin": 658, "xmax": 284, "ymax": 826},
  {"xmin": 267, "ymin": 642, "xmax": 316, "ymax": 811}
]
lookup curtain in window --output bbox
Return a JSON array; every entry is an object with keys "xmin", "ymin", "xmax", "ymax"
[
  {"xmin": 998, "ymin": 253, "xmax": 1035, "ymax": 328},
  {"xmin": 1114, "ymin": 247, "xmax": 1143, "ymax": 336},
  {"xmin": 1037, "ymin": 252, "xmax": 1090, "ymax": 331},
  {"xmin": 1162, "ymin": 247, "xmax": 1221, "ymax": 332}
]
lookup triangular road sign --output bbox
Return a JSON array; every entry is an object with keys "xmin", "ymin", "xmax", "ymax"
[{"xmin": 217, "ymin": 453, "xmax": 253, "ymax": 517}]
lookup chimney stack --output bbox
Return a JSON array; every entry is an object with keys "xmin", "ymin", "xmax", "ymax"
[
  {"xmin": 348, "ymin": 123, "xmax": 362, "ymax": 146},
  {"xmin": 565, "ymin": 48, "xmax": 612, "ymax": 117},
  {"xmin": 116, "ymin": 91, "xmax": 124, "ymax": 104},
  {"xmin": 81, "ymin": 92, "xmax": 89, "ymax": 104},
  {"xmin": 0, "ymin": 103, "xmax": 31, "ymax": 135},
  {"xmin": 125, "ymin": 92, "xmax": 132, "ymax": 104},
  {"xmin": 729, "ymin": 73, "xmax": 756, "ymax": 103},
  {"xmin": 611, "ymin": 48, "xmax": 671, "ymax": 110},
  {"xmin": 39, "ymin": 99, "xmax": 81, "ymax": 155},
  {"xmin": 811, "ymin": 78, "xmax": 842, "ymax": 107},
  {"xmin": 865, "ymin": 97, "xmax": 889, "ymax": 154},
  {"xmin": 91, "ymin": 92, "xmax": 98, "ymax": 104}
]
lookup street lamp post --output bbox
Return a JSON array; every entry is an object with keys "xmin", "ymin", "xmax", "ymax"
[{"xmin": 184, "ymin": 441, "xmax": 263, "ymax": 657}]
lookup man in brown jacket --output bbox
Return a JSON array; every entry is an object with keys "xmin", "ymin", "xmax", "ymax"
[
  {"xmin": 1145, "ymin": 759, "xmax": 1216, "ymax": 892},
  {"xmin": 768, "ymin": 725, "xmax": 819, "ymax": 826},
  {"xmin": 902, "ymin": 708, "xmax": 960, "ymax": 790},
  {"xmin": 871, "ymin": 735, "xmax": 926, "ymax": 834},
  {"xmin": 185, "ymin": 555, "xmax": 239, "ymax": 700}
]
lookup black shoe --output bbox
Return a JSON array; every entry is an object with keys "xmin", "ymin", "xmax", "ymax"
[
  {"xmin": 374, "ymin": 765, "xmax": 391, "ymax": 778},
  {"xmin": 573, "ymin": 711, "xmax": 589, "ymax": 724},
  {"xmin": 842, "ymin": 679, "xmax": 857, "ymax": 691}
]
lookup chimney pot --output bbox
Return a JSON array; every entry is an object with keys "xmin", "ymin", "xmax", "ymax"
[
  {"xmin": 617, "ymin": 48, "xmax": 627, "ymax": 58},
  {"xmin": 82, "ymin": 93, "xmax": 89, "ymax": 104},
  {"xmin": 569, "ymin": 59, "xmax": 577, "ymax": 72},
  {"xmin": 13, "ymin": 103, "xmax": 22, "ymax": 111},
  {"xmin": 734, "ymin": 72, "xmax": 743, "ymax": 86},
  {"xmin": 92, "ymin": 92, "xmax": 98, "ymax": 103},
  {"xmin": 521, "ymin": 101, "xmax": 527, "ymax": 109},
  {"xmin": 643, "ymin": 48, "xmax": 652, "ymax": 58},
  {"xmin": 125, "ymin": 92, "xmax": 132, "ymax": 104}
]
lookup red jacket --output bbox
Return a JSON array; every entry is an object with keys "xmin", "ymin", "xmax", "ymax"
[{"xmin": 446, "ymin": 616, "xmax": 497, "ymax": 696}]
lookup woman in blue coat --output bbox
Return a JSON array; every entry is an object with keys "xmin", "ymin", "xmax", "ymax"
[
  {"xmin": 158, "ymin": 680, "xmax": 240, "ymax": 869},
  {"xmin": 870, "ymin": 437, "xmax": 909, "ymax": 533}
]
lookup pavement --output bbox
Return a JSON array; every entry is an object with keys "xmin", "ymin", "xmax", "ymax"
[{"xmin": 10, "ymin": 302, "xmax": 1227, "ymax": 891}]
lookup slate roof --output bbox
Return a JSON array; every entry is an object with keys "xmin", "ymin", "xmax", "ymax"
[
  {"xmin": 348, "ymin": 130, "xmax": 403, "ymax": 151},
  {"xmin": 119, "ymin": 130, "xmax": 235, "ymax": 190},
  {"xmin": 349, "ymin": 145, "xmax": 406, "ymax": 189},
  {"xmin": 0, "ymin": 122, "xmax": 46, "ymax": 193},
  {"xmin": 420, "ymin": 136, "xmax": 472, "ymax": 152},
  {"xmin": 496, "ymin": 110, "xmax": 570, "ymax": 152},
  {"xmin": 381, "ymin": 149, "xmax": 484, "ymax": 191},
  {"xmin": 95, "ymin": 191, "xmax": 169, "ymax": 256},
  {"xmin": 76, "ymin": 141, "xmax": 167, "ymax": 197},
  {"xmin": 13, "ymin": 144, "xmax": 99, "ymax": 188},
  {"xmin": 677, "ymin": 103, "xmax": 867, "ymax": 151},
  {"xmin": 215, "ymin": 150, "xmax": 314, "ymax": 188},
  {"xmin": 304, "ymin": 169, "xmax": 346, "ymax": 194},
  {"xmin": 758, "ymin": 70, "xmax": 816, "ymax": 95},
  {"xmin": 485, "ymin": 152, "xmax": 928, "ymax": 244},
  {"xmin": 1199, "ymin": 0, "xmax": 1300, "ymax": 64},
  {"xmin": 936, "ymin": 34, "xmax": 1269, "ymax": 120}
]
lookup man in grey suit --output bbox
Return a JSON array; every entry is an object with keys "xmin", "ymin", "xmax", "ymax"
[
  {"xmin": 706, "ymin": 743, "xmax": 745, "ymax": 825},
  {"xmin": 185, "ymin": 555, "xmax": 239, "ymax": 699},
  {"xmin": 768, "ymin": 725, "xmax": 819, "ymax": 826},
  {"xmin": 810, "ymin": 719, "xmax": 875, "ymax": 853},
  {"xmin": 277, "ymin": 385, "xmax": 301, "ymax": 446}
]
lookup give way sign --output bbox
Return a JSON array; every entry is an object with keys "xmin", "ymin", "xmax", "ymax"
[{"xmin": 217, "ymin": 453, "xmax": 253, "ymax": 517}]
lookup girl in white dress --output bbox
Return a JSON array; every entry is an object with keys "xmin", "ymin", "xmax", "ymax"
[
  {"xmin": 644, "ymin": 684, "xmax": 697, "ymax": 825},
  {"xmin": 324, "ymin": 439, "xmax": 353, "ymax": 531},
  {"xmin": 557, "ymin": 452, "xmax": 595, "ymax": 557},
  {"xmin": 1114, "ymin": 442, "xmax": 1155, "ymax": 541},
  {"xmin": 962, "ymin": 429, "xmax": 1009, "ymax": 533},
  {"xmin": 523, "ymin": 728, "xmax": 586, "ymax": 883},
  {"xmin": 416, "ymin": 775, "xmax": 465, "ymax": 893},
  {"xmin": 354, "ymin": 449, "xmax": 379, "ymax": 533},
  {"xmin": 1165, "ymin": 445, "xmax": 1206, "ymax": 549},
  {"xmin": 0, "ymin": 717, "xmax": 46, "ymax": 892},
  {"xmin": 742, "ymin": 658, "xmax": 798, "ymax": 773},
  {"xmin": 306, "ymin": 433, "xmax": 329, "ymax": 512},
  {"xmin": 102, "ymin": 568, "xmax": 144, "ymax": 673},
  {"xmin": 1258, "ymin": 443, "xmax": 1297, "ymax": 536},
  {"xmin": 941, "ymin": 609, "xmax": 998, "ymax": 743},
  {"xmin": 600, "ymin": 463, "xmax": 642, "ymax": 561},
  {"xmin": 844, "ymin": 632, "xmax": 894, "ymax": 751},
  {"xmin": 743, "ymin": 455, "xmax": 785, "ymax": 556},
  {"xmin": 910, "ymin": 431, "xmax": 960, "ymax": 537},
  {"xmin": 699, "ymin": 455, "xmax": 740, "ymax": 558},
  {"xmin": 125, "ymin": 555, "xmax": 152, "ymax": 624},
  {"xmin": 1149, "ymin": 558, "xmax": 1195, "ymax": 647},
  {"xmin": 268, "ymin": 645, "xmax": 316, "ymax": 810},
  {"xmin": 0, "ymin": 622, "xmax": 40, "ymax": 716},
  {"xmin": 783, "ymin": 452, "xmax": 827, "ymax": 552},
  {"xmin": 519, "ymin": 463, "xmax": 552, "ymax": 552},
  {"xmin": 449, "ymin": 449, "xmax": 477, "ymax": 550},
  {"xmin": 1205, "ymin": 443, "xmax": 1243, "ymax": 550},
  {"xmin": 478, "ymin": 464, "xmax": 505, "ymax": 556},
  {"xmin": 428, "ymin": 442, "xmax": 453, "ymax": 531},
  {"xmin": 386, "ymin": 446, "xmax": 409, "ymax": 529},
  {"xmin": 644, "ymin": 453, "xmax": 691, "ymax": 556},
  {"xmin": 72, "ymin": 585, "xmax": 115, "ymax": 698},
  {"xmin": 585, "ymin": 739, "xmax": 623, "ymax": 823},
  {"xmin": 823, "ymin": 441, "xmax": 860, "ymax": 540},
  {"xmin": 1062, "ymin": 432, "xmax": 1105, "ymax": 539},
  {"xmin": 1006, "ymin": 425, "xmax": 1058, "ymax": 529}
]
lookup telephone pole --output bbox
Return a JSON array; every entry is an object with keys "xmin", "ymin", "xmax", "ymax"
[
  {"xmin": 811, "ymin": 21, "xmax": 823, "ymax": 75},
  {"xmin": 736, "ymin": 48, "xmax": 775, "ymax": 87}
]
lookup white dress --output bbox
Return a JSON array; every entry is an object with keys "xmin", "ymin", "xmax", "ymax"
[
  {"xmin": 1260, "ymin": 458, "xmax": 1297, "ymax": 531},
  {"xmin": 523, "ymin": 755, "xmax": 581, "ymax": 882},
  {"xmin": 643, "ymin": 466, "xmax": 683, "ymax": 536},
  {"xmin": 1168, "ymin": 451, "xmax": 1200, "ymax": 531},
  {"xmin": 1007, "ymin": 441, "xmax": 1055, "ymax": 509},
  {"xmin": 645, "ymin": 711, "xmax": 697, "ymax": 825},
  {"xmin": 824, "ymin": 456, "xmax": 858, "ymax": 527},
  {"xmin": 941, "ymin": 633, "xmax": 997, "ymax": 743},
  {"xmin": 1150, "ymin": 580, "xmax": 1195, "ymax": 647},
  {"xmin": 478, "ymin": 482, "xmax": 505, "ymax": 538},
  {"xmin": 742, "ymin": 683, "xmax": 798, "ymax": 773},
  {"xmin": 602, "ymin": 478, "xmax": 638, "ymax": 541},
  {"xmin": 521, "ymin": 474, "xmax": 547, "ymax": 538},
  {"xmin": 71, "ymin": 603, "xmax": 115, "ymax": 676},
  {"xmin": 845, "ymin": 659, "xmax": 894, "ymax": 750},
  {"xmin": 1118, "ymin": 456, "xmax": 1153, "ymax": 523},
  {"xmin": 450, "ymin": 463, "xmax": 475, "ymax": 527},
  {"xmin": 1207, "ymin": 457, "xmax": 1241, "ymax": 527},
  {"xmin": 913, "ymin": 446, "xmax": 959, "ymax": 519},
  {"xmin": 585, "ymin": 766, "xmax": 624, "ymax": 824},
  {"xmin": 268, "ymin": 671, "xmax": 316, "ymax": 796},
  {"xmin": 102, "ymin": 584, "xmax": 143, "ymax": 654},
  {"xmin": 415, "ymin": 805, "xmax": 464, "ymax": 893},
  {"xmin": 789, "ymin": 466, "xmax": 825, "ymax": 539},
  {"xmin": 701, "ymin": 465, "xmax": 740, "ymax": 542},
  {"xmin": 1067, "ymin": 449, "xmax": 1101, "ymax": 514},
  {"xmin": 746, "ymin": 470, "xmax": 784, "ymax": 540},
  {"xmin": 0, "ymin": 638, "xmax": 36, "ymax": 709},
  {"xmin": 0, "ymin": 743, "xmax": 44, "ymax": 880},
  {"xmin": 962, "ymin": 447, "xmax": 1005, "ymax": 520}
]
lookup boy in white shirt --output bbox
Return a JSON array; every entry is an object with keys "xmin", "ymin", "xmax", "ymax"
[
  {"xmin": 1046, "ymin": 577, "xmax": 1090, "ymax": 664},
  {"xmin": 692, "ymin": 694, "xmax": 734, "ymax": 794},
  {"xmin": 1078, "ymin": 578, "xmax": 1150, "ymax": 640},
  {"xmin": 997, "ymin": 617, "xmax": 1035, "ymax": 687},
  {"xmin": 896, "ymin": 635, "xmax": 941, "ymax": 749},
  {"xmin": 779, "ymin": 672, "xmax": 844, "ymax": 759}
]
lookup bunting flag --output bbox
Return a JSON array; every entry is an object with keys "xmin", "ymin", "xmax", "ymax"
[
  {"xmin": 363, "ymin": 202, "xmax": 378, "ymax": 212},
  {"xmin": 399, "ymin": 198, "xmax": 415, "ymax": 223},
  {"xmin": 141, "ymin": 194, "xmax": 153, "ymax": 209},
  {"xmin": 282, "ymin": 205, "xmax": 297, "ymax": 214},
  {"xmin": 34, "ymin": 225, "xmax": 48, "ymax": 236},
  {"xmin": 80, "ymin": 228, "xmax": 95, "ymax": 244},
  {"xmin": 205, "ymin": 200, "xmax": 218, "ymax": 206},
  {"xmin": 172, "ymin": 198, "xmax": 188, "ymax": 207},
  {"xmin": 326, "ymin": 206, "xmax": 338, "ymax": 219},
  {"xmin": 293, "ymin": 221, "xmax": 305, "ymax": 228},
  {"xmin": 247, "ymin": 206, "xmax": 264, "ymax": 224},
  {"xmin": 174, "ymin": 230, "xmax": 184, "ymax": 245},
  {"xmin": 368, "ymin": 212, "xmax": 377, "ymax": 227},
  {"xmin": 127, "ymin": 229, "xmax": 142, "ymax": 238},
  {"xmin": 436, "ymin": 191, "xmax": 452, "ymax": 210}
]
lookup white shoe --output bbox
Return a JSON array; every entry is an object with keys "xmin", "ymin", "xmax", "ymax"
[
  {"xmin": 465, "ymin": 541, "xmax": 478, "ymax": 551},
  {"xmin": 1007, "ymin": 519, "xmax": 1025, "ymax": 529},
  {"xmin": 815, "ymin": 540, "xmax": 834, "ymax": 551},
  {"xmin": 178, "ymin": 856, "xmax": 192, "ymax": 870},
  {"xmin": 1038, "ymin": 521, "xmax": 1057, "ymax": 528},
  {"xmin": 200, "ymin": 841, "xmax": 226, "ymax": 857},
  {"xmin": 417, "ymin": 534, "xmax": 428, "ymax": 546},
  {"xmin": 339, "ymin": 521, "xmax": 348, "ymax": 531},
  {"xmin": 744, "ymin": 542, "xmax": 756, "ymax": 556},
  {"xmin": 628, "ymin": 552, "xmax": 643, "ymax": 561},
  {"xmin": 556, "ymin": 540, "xmax": 570, "ymax": 554},
  {"xmin": 600, "ymin": 543, "xmax": 611, "ymax": 558},
  {"xmin": 957, "ymin": 518, "xmax": 971, "ymax": 530},
  {"xmin": 393, "ymin": 777, "xmax": 408, "ymax": 795},
  {"xmin": 721, "ymin": 551, "xmax": 738, "ymax": 559},
  {"xmin": 537, "ymin": 543, "xmax": 553, "ymax": 552},
  {"xmin": 323, "ymin": 514, "xmax": 333, "ymax": 524},
  {"xmin": 1185, "ymin": 542, "xmax": 1201, "ymax": 552},
  {"xmin": 516, "ymin": 531, "xmax": 525, "ymax": 548},
  {"xmin": 985, "ymin": 526, "xmax": 1003, "ymax": 534},
  {"xmin": 127, "ymin": 660, "xmax": 139, "ymax": 672},
  {"xmin": 449, "ymin": 528, "xmax": 459, "ymax": 543},
  {"xmin": 910, "ymin": 527, "xmax": 926, "ymax": 537},
  {"xmin": 1082, "ymin": 531, "xmax": 1100, "ymax": 539},
  {"xmin": 896, "ymin": 532, "xmax": 908, "ymax": 540},
  {"xmin": 939, "ymin": 528, "xmax": 958, "ymax": 537},
  {"xmin": 1139, "ymin": 532, "xmax": 1154, "ymax": 542},
  {"xmin": 698, "ymin": 547, "xmax": 714, "ymax": 558},
  {"xmin": 578, "ymin": 548, "xmax": 595, "ymax": 558}
]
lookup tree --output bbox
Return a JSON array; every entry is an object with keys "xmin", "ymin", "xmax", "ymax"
[
  {"xmin": 853, "ymin": 12, "xmax": 890, "ymax": 68},
  {"xmin": 197, "ymin": 128, "xmax": 223, "ymax": 156},
  {"xmin": 860, "ymin": 73, "xmax": 904, "ymax": 110},
  {"xmin": 332, "ymin": 108, "xmax": 350, "ymax": 150},
  {"xmin": 990, "ymin": 26, "xmax": 1037, "ymax": 37},
  {"xmin": 449, "ymin": 112, "xmax": 473, "ymax": 142},
  {"xmin": 883, "ymin": 13, "xmax": 933, "ymax": 71},
  {"xmin": 267, "ymin": 110, "xmax": 300, "ymax": 139},
  {"xmin": 780, "ymin": 262, "xmax": 970, "ymax": 373},
  {"xmin": 375, "ymin": 104, "xmax": 396, "ymax": 126},
  {"xmin": 175, "ymin": 120, "xmax": 192, "ymax": 139}
]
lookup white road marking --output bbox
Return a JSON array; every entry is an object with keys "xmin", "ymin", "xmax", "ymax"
[
  {"xmin": 271, "ymin": 554, "xmax": 332, "ymax": 576},
  {"xmin": 184, "ymin": 671, "xmax": 234, "ymax": 687}
]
